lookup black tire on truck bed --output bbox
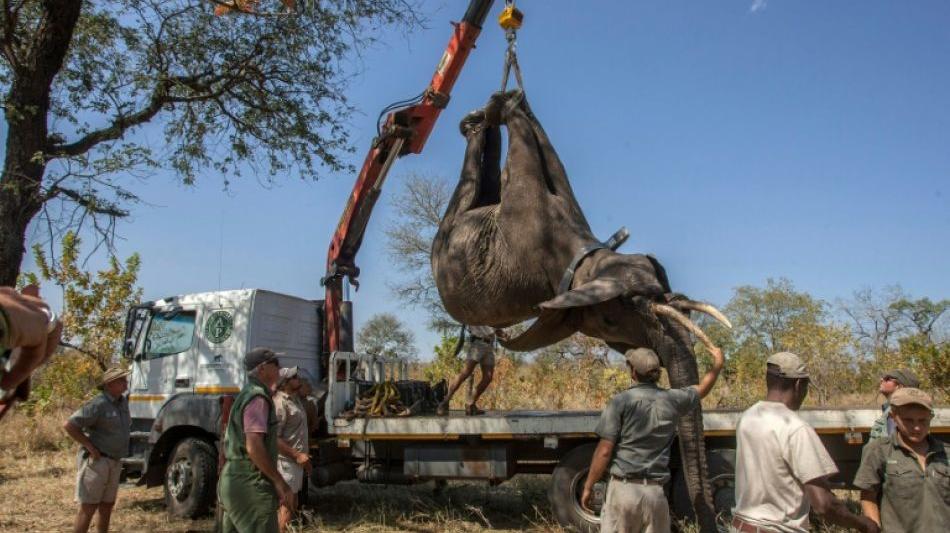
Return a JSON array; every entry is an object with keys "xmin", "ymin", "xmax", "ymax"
[
  {"xmin": 549, "ymin": 442, "xmax": 603, "ymax": 533},
  {"xmin": 164, "ymin": 437, "xmax": 217, "ymax": 518}
]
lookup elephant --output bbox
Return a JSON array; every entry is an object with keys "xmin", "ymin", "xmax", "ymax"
[{"xmin": 431, "ymin": 90, "xmax": 730, "ymax": 531}]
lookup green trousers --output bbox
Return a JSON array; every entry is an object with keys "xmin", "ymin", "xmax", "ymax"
[{"xmin": 218, "ymin": 461, "xmax": 278, "ymax": 533}]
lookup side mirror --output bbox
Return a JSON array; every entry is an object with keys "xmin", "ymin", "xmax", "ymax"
[{"xmin": 123, "ymin": 338, "xmax": 136, "ymax": 360}]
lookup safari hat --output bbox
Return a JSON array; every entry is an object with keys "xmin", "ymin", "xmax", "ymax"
[
  {"xmin": 766, "ymin": 352, "xmax": 809, "ymax": 379},
  {"xmin": 98, "ymin": 367, "xmax": 130, "ymax": 388},
  {"xmin": 882, "ymin": 368, "xmax": 921, "ymax": 388},
  {"xmin": 626, "ymin": 348, "xmax": 661, "ymax": 375},
  {"xmin": 890, "ymin": 387, "xmax": 932, "ymax": 410}
]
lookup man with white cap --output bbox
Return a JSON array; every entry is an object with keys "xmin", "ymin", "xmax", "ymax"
[
  {"xmin": 580, "ymin": 345, "xmax": 724, "ymax": 533},
  {"xmin": 274, "ymin": 366, "xmax": 311, "ymax": 532},
  {"xmin": 731, "ymin": 352, "xmax": 878, "ymax": 533},
  {"xmin": 855, "ymin": 387, "xmax": 949, "ymax": 532},
  {"xmin": 63, "ymin": 366, "xmax": 131, "ymax": 533}
]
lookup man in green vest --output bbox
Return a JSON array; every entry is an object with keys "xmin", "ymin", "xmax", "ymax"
[{"xmin": 218, "ymin": 347, "xmax": 294, "ymax": 533}]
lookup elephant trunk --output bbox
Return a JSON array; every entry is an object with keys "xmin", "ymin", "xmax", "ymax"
[{"xmin": 656, "ymin": 315, "xmax": 718, "ymax": 532}]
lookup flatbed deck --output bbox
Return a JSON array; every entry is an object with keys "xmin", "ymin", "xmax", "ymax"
[{"xmin": 330, "ymin": 407, "xmax": 950, "ymax": 441}]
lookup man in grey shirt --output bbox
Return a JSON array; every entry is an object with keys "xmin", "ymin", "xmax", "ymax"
[
  {"xmin": 581, "ymin": 346, "xmax": 724, "ymax": 533},
  {"xmin": 64, "ymin": 367, "xmax": 131, "ymax": 533}
]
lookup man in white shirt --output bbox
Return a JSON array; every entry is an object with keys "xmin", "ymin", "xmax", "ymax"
[{"xmin": 731, "ymin": 352, "xmax": 878, "ymax": 533}]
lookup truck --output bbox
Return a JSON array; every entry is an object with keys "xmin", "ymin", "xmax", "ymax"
[
  {"xmin": 116, "ymin": 1, "xmax": 950, "ymax": 531},
  {"xmin": 120, "ymin": 287, "xmax": 950, "ymax": 532}
]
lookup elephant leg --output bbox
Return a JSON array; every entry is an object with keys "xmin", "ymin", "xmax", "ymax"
[
  {"xmin": 653, "ymin": 316, "xmax": 717, "ymax": 533},
  {"xmin": 499, "ymin": 309, "xmax": 576, "ymax": 351}
]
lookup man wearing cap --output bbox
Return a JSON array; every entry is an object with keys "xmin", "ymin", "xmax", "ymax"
[
  {"xmin": 274, "ymin": 366, "xmax": 311, "ymax": 532},
  {"xmin": 63, "ymin": 367, "xmax": 131, "ymax": 533},
  {"xmin": 854, "ymin": 387, "xmax": 950, "ymax": 532},
  {"xmin": 580, "ymin": 345, "xmax": 724, "ymax": 533},
  {"xmin": 731, "ymin": 352, "xmax": 878, "ymax": 533},
  {"xmin": 218, "ymin": 347, "xmax": 294, "ymax": 533},
  {"xmin": 869, "ymin": 368, "xmax": 920, "ymax": 440}
]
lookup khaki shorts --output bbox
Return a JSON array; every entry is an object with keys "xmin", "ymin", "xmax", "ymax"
[
  {"xmin": 466, "ymin": 340, "xmax": 495, "ymax": 367},
  {"xmin": 278, "ymin": 457, "xmax": 304, "ymax": 493},
  {"xmin": 76, "ymin": 456, "xmax": 121, "ymax": 504}
]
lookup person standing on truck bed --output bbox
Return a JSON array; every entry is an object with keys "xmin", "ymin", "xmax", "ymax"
[
  {"xmin": 854, "ymin": 387, "xmax": 950, "ymax": 532},
  {"xmin": 579, "ymin": 345, "xmax": 724, "ymax": 533},
  {"xmin": 437, "ymin": 325, "xmax": 509, "ymax": 416},
  {"xmin": 869, "ymin": 368, "xmax": 920, "ymax": 440},
  {"xmin": 274, "ymin": 366, "xmax": 311, "ymax": 532},
  {"xmin": 63, "ymin": 367, "xmax": 131, "ymax": 533},
  {"xmin": 217, "ymin": 347, "xmax": 294, "ymax": 533},
  {"xmin": 731, "ymin": 352, "xmax": 879, "ymax": 533}
]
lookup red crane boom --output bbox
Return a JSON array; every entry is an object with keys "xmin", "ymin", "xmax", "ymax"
[{"xmin": 322, "ymin": 0, "xmax": 498, "ymax": 355}]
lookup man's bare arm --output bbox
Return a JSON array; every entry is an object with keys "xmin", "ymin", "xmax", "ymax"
[
  {"xmin": 246, "ymin": 433, "xmax": 293, "ymax": 505},
  {"xmin": 859, "ymin": 489, "xmax": 881, "ymax": 526},
  {"xmin": 580, "ymin": 439, "xmax": 614, "ymax": 512},
  {"xmin": 694, "ymin": 346, "xmax": 724, "ymax": 399},
  {"xmin": 804, "ymin": 479, "xmax": 879, "ymax": 533},
  {"xmin": 63, "ymin": 420, "xmax": 100, "ymax": 460}
]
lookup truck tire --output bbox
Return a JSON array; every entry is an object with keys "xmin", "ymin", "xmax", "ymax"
[
  {"xmin": 164, "ymin": 437, "xmax": 217, "ymax": 518},
  {"xmin": 549, "ymin": 443, "xmax": 603, "ymax": 533}
]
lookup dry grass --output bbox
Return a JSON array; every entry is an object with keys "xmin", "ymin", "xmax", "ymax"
[{"xmin": 0, "ymin": 410, "xmax": 567, "ymax": 532}]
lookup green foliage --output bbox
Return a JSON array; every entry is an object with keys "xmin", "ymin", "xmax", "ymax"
[
  {"xmin": 31, "ymin": 232, "xmax": 142, "ymax": 371},
  {"xmin": 357, "ymin": 312, "xmax": 417, "ymax": 361},
  {"xmin": 422, "ymin": 331, "xmax": 465, "ymax": 384}
]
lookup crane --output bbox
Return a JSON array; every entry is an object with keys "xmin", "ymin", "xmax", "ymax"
[{"xmin": 322, "ymin": 1, "xmax": 523, "ymax": 358}]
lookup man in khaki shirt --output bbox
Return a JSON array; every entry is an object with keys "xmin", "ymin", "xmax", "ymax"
[
  {"xmin": 274, "ymin": 367, "xmax": 311, "ymax": 532},
  {"xmin": 854, "ymin": 387, "xmax": 949, "ymax": 532}
]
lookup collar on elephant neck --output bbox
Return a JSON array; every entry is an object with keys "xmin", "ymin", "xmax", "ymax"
[{"xmin": 557, "ymin": 227, "xmax": 630, "ymax": 294}]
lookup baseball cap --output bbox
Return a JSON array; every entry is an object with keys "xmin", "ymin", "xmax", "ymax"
[
  {"xmin": 766, "ymin": 352, "xmax": 809, "ymax": 379},
  {"xmin": 626, "ymin": 348, "xmax": 661, "ymax": 375},
  {"xmin": 890, "ymin": 387, "xmax": 932, "ymax": 410},
  {"xmin": 278, "ymin": 366, "xmax": 300, "ymax": 387},
  {"xmin": 98, "ymin": 367, "xmax": 131, "ymax": 387},
  {"xmin": 244, "ymin": 347, "xmax": 282, "ymax": 371},
  {"xmin": 882, "ymin": 368, "xmax": 921, "ymax": 388}
]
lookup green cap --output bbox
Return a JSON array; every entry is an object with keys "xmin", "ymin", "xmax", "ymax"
[
  {"xmin": 766, "ymin": 352, "xmax": 809, "ymax": 379},
  {"xmin": 626, "ymin": 348, "xmax": 660, "ymax": 375},
  {"xmin": 882, "ymin": 368, "xmax": 920, "ymax": 388}
]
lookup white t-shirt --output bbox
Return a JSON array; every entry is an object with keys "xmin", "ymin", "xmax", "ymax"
[{"xmin": 733, "ymin": 401, "xmax": 839, "ymax": 533}]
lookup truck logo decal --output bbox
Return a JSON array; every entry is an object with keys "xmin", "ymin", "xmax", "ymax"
[{"xmin": 205, "ymin": 311, "xmax": 233, "ymax": 344}]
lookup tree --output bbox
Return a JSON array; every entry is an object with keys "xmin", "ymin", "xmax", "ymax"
[
  {"xmin": 0, "ymin": 0, "xmax": 421, "ymax": 285},
  {"xmin": 357, "ymin": 312, "xmax": 416, "ymax": 361},
  {"xmin": 384, "ymin": 173, "xmax": 453, "ymax": 330},
  {"xmin": 27, "ymin": 231, "xmax": 142, "ymax": 369}
]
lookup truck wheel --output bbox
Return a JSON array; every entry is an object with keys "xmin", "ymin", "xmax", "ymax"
[
  {"xmin": 549, "ymin": 443, "xmax": 604, "ymax": 533},
  {"xmin": 164, "ymin": 437, "xmax": 217, "ymax": 518}
]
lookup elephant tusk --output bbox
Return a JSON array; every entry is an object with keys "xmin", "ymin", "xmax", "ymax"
[
  {"xmin": 650, "ymin": 303, "xmax": 719, "ymax": 353},
  {"xmin": 671, "ymin": 300, "xmax": 733, "ymax": 329}
]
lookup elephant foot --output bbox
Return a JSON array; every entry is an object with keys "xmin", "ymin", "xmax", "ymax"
[
  {"xmin": 436, "ymin": 401, "xmax": 449, "ymax": 416},
  {"xmin": 465, "ymin": 404, "xmax": 486, "ymax": 416}
]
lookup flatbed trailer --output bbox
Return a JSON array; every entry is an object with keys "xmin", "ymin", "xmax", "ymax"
[{"xmin": 319, "ymin": 352, "xmax": 950, "ymax": 532}]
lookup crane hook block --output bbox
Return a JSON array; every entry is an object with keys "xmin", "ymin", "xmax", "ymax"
[{"xmin": 498, "ymin": 5, "xmax": 523, "ymax": 30}]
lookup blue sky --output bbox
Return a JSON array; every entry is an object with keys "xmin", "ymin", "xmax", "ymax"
[{"xmin": 18, "ymin": 0, "xmax": 950, "ymax": 358}]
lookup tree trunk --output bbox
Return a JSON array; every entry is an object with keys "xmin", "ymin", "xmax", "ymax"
[
  {"xmin": 659, "ymin": 316, "xmax": 718, "ymax": 533},
  {"xmin": 0, "ymin": 1, "xmax": 84, "ymax": 285}
]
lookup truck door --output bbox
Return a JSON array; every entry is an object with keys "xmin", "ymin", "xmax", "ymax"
[{"xmin": 138, "ymin": 306, "xmax": 199, "ymax": 399}]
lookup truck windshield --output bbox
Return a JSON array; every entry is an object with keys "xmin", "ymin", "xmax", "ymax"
[{"xmin": 145, "ymin": 311, "xmax": 197, "ymax": 358}]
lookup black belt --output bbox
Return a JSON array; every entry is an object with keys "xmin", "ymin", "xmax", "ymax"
[{"xmin": 610, "ymin": 474, "xmax": 664, "ymax": 485}]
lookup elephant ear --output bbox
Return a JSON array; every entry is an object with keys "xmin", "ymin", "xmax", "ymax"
[
  {"xmin": 540, "ymin": 278, "xmax": 630, "ymax": 310},
  {"xmin": 500, "ymin": 309, "xmax": 576, "ymax": 351}
]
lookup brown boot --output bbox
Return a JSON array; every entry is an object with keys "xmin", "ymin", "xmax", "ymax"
[{"xmin": 465, "ymin": 404, "xmax": 485, "ymax": 416}]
